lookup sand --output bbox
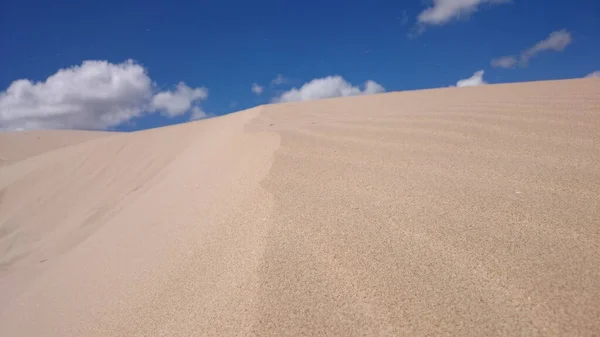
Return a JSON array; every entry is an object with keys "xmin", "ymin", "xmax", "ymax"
[
  {"xmin": 0, "ymin": 130, "xmax": 113, "ymax": 166},
  {"xmin": 0, "ymin": 78, "xmax": 599, "ymax": 336}
]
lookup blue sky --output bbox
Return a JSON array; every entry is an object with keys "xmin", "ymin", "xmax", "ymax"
[{"xmin": 1, "ymin": 0, "xmax": 599, "ymax": 131}]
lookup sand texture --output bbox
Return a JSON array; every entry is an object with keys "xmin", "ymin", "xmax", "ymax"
[
  {"xmin": 1, "ymin": 78, "xmax": 599, "ymax": 336},
  {"xmin": 0, "ymin": 130, "xmax": 114, "ymax": 166}
]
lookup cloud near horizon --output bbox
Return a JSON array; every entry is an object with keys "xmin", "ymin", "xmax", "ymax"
[
  {"xmin": 151, "ymin": 82, "xmax": 207, "ymax": 117},
  {"xmin": 0, "ymin": 60, "xmax": 209, "ymax": 131},
  {"xmin": 190, "ymin": 106, "xmax": 209, "ymax": 120},
  {"xmin": 456, "ymin": 70, "xmax": 487, "ymax": 87},
  {"xmin": 272, "ymin": 76, "xmax": 385, "ymax": 103},
  {"xmin": 585, "ymin": 71, "xmax": 600, "ymax": 78},
  {"xmin": 417, "ymin": 0, "xmax": 510, "ymax": 26}
]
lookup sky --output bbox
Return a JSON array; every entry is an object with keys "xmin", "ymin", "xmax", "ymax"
[{"xmin": 1, "ymin": 0, "xmax": 599, "ymax": 131}]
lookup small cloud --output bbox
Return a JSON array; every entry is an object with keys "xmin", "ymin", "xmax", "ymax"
[
  {"xmin": 520, "ymin": 29, "xmax": 572, "ymax": 66},
  {"xmin": 585, "ymin": 71, "xmax": 600, "ymax": 78},
  {"xmin": 491, "ymin": 56, "xmax": 517, "ymax": 69},
  {"xmin": 399, "ymin": 10, "xmax": 409, "ymax": 26},
  {"xmin": 189, "ymin": 106, "xmax": 208, "ymax": 120},
  {"xmin": 364, "ymin": 80, "xmax": 386, "ymax": 94},
  {"xmin": 272, "ymin": 75, "xmax": 385, "ymax": 103},
  {"xmin": 151, "ymin": 82, "xmax": 208, "ymax": 117},
  {"xmin": 229, "ymin": 100, "xmax": 238, "ymax": 108},
  {"xmin": 417, "ymin": 0, "xmax": 510, "ymax": 26},
  {"xmin": 456, "ymin": 70, "xmax": 487, "ymax": 87},
  {"xmin": 271, "ymin": 74, "xmax": 287, "ymax": 85},
  {"xmin": 251, "ymin": 83, "xmax": 264, "ymax": 95}
]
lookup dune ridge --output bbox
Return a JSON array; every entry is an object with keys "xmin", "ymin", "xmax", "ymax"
[
  {"xmin": 0, "ymin": 130, "xmax": 114, "ymax": 166},
  {"xmin": 1, "ymin": 78, "xmax": 599, "ymax": 336}
]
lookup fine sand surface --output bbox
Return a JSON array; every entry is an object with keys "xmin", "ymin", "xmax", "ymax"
[
  {"xmin": 0, "ymin": 130, "xmax": 114, "ymax": 166},
  {"xmin": 0, "ymin": 78, "xmax": 599, "ymax": 336}
]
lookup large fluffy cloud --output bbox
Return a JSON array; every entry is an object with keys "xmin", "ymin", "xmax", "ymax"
[
  {"xmin": 456, "ymin": 70, "xmax": 487, "ymax": 87},
  {"xmin": 417, "ymin": 0, "xmax": 510, "ymax": 26},
  {"xmin": 519, "ymin": 29, "xmax": 572, "ymax": 66},
  {"xmin": 0, "ymin": 60, "xmax": 208, "ymax": 131},
  {"xmin": 272, "ymin": 76, "xmax": 385, "ymax": 103}
]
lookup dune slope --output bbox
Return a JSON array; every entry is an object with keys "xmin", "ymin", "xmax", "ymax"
[
  {"xmin": 0, "ymin": 129, "xmax": 114, "ymax": 166},
  {"xmin": 1, "ymin": 78, "xmax": 599, "ymax": 336}
]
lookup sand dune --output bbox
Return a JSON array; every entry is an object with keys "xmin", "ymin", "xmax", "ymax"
[
  {"xmin": 0, "ymin": 130, "xmax": 113, "ymax": 166},
  {"xmin": 1, "ymin": 78, "xmax": 599, "ymax": 336}
]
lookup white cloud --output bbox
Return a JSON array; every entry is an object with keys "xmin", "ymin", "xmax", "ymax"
[
  {"xmin": 520, "ymin": 29, "xmax": 572, "ymax": 66},
  {"xmin": 151, "ymin": 82, "xmax": 207, "ymax": 117},
  {"xmin": 271, "ymin": 74, "xmax": 287, "ymax": 85},
  {"xmin": 364, "ymin": 80, "xmax": 386, "ymax": 94},
  {"xmin": 491, "ymin": 55, "xmax": 517, "ymax": 69},
  {"xmin": 190, "ymin": 106, "xmax": 208, "ymax": 120},
  {"xmin": 251, "ymin": 83, "xmax": 264, "ymax": 95},
  {"xmin": 0, "ymin": 60, "xmax": 209, "ymax": 131},
  {"xmin": 456, "ymin": 70, "xmax": 487, "ymax": 87},
  {"xmin": 272, "ymin": 75, "xmax": 385, "ymax": 103},
  {"xmin": 417, "ymin": 0, "xmax": 510, "ymax": 26},
  {"xmin": 585, "ymin": 71, "xmax": 600, "ymax": 78},
  {"xmin": 0, "ymin": 60, "xmax": 150, "ymax": 130}
]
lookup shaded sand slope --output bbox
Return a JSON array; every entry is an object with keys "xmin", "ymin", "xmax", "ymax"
[
  {"xmin": 0, "ymin": 108, "xmax": 279, "ymax": 335},
  {"xmin": 1, "ymin": 78, "xmax": 599, "ymax": 336},
  {"xmin": 0, "ymin": 130, "xmax": 114, "ymax": 166}
]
